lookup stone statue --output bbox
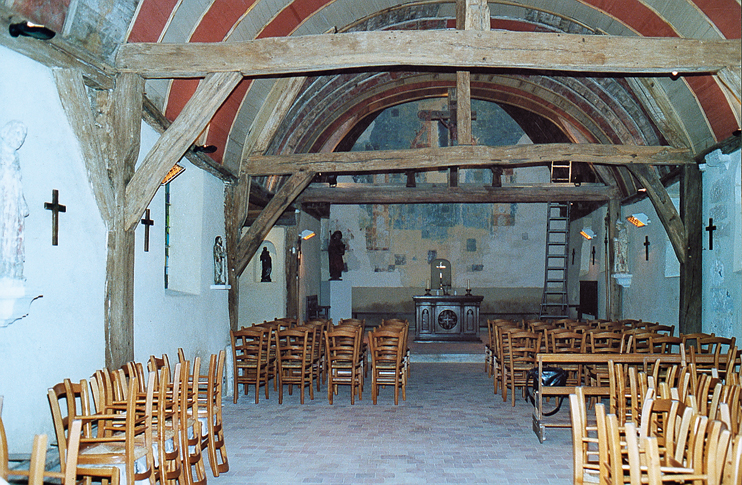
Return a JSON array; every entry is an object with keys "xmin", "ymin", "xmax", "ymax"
[
  {"xmin": 0, "ymin": 120, "xmax": 29, "ymax": 281},
  {"xmin": 213, "ymin": 235, "xmax": 226, "ymax": 285},
  {"xmin": 613, "ymin": 221, "xmax": 629, "ymax": 274},
  {"xmin": 328, "ymin": 230, "xmax": 345, "ymax": 280},
  {"xmin": 260, "ymin": 246, "xmax": 272, "ymax": 282}
]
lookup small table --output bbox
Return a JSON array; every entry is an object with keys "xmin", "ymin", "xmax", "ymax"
[{"xmin": 413, "ymin": 294, "xmax": 483, "ymax": 341}]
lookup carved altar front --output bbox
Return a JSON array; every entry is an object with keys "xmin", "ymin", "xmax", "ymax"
[{"xmin": 413, "ymin": 294, "xmax": 483, "ymax": 341}]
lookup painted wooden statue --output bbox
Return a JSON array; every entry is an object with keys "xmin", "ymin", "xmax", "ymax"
[
  {"xmin": 0, "ymin": 120, "xmax": 29, "ymax": 281},
  {"xmin": 328, "ymin": 230, "xmax": 345, "ymax": 280}
]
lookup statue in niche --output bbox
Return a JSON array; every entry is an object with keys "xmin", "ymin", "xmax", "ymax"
[
  {"xmin": 0, "ymin": 120, "xmax": 29, "ymax": 281},
  {"xmin": 213, "ymin": 236, "xmax": 226, "ymax": 285},
  {"xmin": 260, "ymin": 246, "xmax": 272, "ymax": 282},
  {"xmin": 328, "ymin": 230, "xmax": 345, "ymax": 280},
  {"xmin": 613, "ymin": 221, "xmax": 629, "ymax": 274}
]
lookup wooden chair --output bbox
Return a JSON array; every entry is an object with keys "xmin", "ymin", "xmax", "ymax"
[
  {"xmin": 47, "ymin": 379, "xmax": 122, "ymax": 485},
  {"xmin": 304, "ymin": 321, "xmax": 325, "ymax": 391},
  {"xmin": 275, "ymin": 327, "xmax": 314, "ymax": 404},
  {"xmin": 569, "ymin": 388, "xmax": 600, "ymax": 484},
  {"xmin": 492, "ymin": 321, "xmax": 521, "ymax": 394},
  {"xmin": 368, "ymin": 327, "xmax": 406, "ymax": 405},
  {"xmin": 645, "ymin": 324, "xmax": 675, "ymax": 336},
  {"xmin": 231, "ymin": 326, "xmax": 272, "ymax": 403},
  {"xmin": 381, "ymin": 319, "xmax": 410, "ymax": 379},
  {"xmin": 152, "ymin": 363, "xmax": 184, "ymax": 485},
  {"xmin": 500, "ymin": 330, "xmax": 541, "ymax": 406},
  {"xmin": 549, "ymin": 329, "xmax": 585, "ymax": 386},
  {"xmin": 325, "ymin": 325, "xmax": 364, "ymax": 404},
  {"xmin": 197, "ymin": 351, "xmax": 229, "ymax": 477},
  {"xmin": 2, "ymin": 414, "xmax": 86, "ymax": 485},
  {"xmin": 723, "ymin": 434, "xmax": 742, "ymax": 485},
  {"xmin": 50, "ymin": 374, "xmax": 155, "ymax": 485}
]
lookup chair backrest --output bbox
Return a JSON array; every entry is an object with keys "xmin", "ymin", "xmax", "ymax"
[
  {"xmin": 231, "ymin": 327, "xmax": 270, "ymax": 367},
  {"xmin": 589, "ymin": 331, "xmax": 622, "ymax": 353},
  {"xmin": 549, "ymin": 330, "xmax": 585, "ymax": 354},
  {"xmin": 325, "ymin": 326, "xmax": 361, "ymax": 363},
  {"xmin": 368, "ymin": 328, "xmax": 405, "ymax": 368},
  {"xmin": 276, "ymin": 327, "xmax": 311, "ymax": 366},
  {"xmin": 503, "ymin": 330, "xmax": 541, "ymax": 365}
]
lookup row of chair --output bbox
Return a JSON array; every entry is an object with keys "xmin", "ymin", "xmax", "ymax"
[
  {"xmin": 486, "ymin": 318, "xmax": 738, "ymax": 406},
  {"xmin": 231, "ymin": 318, "xmax": 411, "ymax": 405},
  {"xmin": 46, "ymin": 350, "xmax": 228, "ymax": 485}
]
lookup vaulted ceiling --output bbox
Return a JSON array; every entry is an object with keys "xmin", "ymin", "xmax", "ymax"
[{"xmin": 4, "ymin": 0, "xmax": 741, "ymax": 202}]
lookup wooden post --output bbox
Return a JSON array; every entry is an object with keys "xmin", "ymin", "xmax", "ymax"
[
  {"xmin": 680, "ymin": 164, "xmax": 703, "ymax": 334},
  {"xmin": 285, "ymin": 224, "xmax": 300, "ymax": 319},
  {"xmin": 105, "ymin": 72, "xmax": 143, "ymax": 369},
  {"xmin": 606, "ymin": 199, "xmax": 622, "ymax": 320},
  {"xmin": 225, "ymin": 174, "xmax": 251, "ymax": 331}
]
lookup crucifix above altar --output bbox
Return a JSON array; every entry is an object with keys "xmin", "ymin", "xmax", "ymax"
[{"xmin": 430, "ymin": 258, "xmax": 451, "ymax": 293}]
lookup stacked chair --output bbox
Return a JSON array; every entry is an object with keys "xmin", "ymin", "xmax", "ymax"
[
  {"xmin": 45, "ymin": 349, "xmax": 228, "ymax": 485},
  {"xmin": 570, "ymin": 360, "xmax": 742, "ymax": 484}
]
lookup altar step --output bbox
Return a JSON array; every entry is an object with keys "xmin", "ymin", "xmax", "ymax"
[{"xmin": 409, "ymin": 339, "xmax": 485, "ymax": 363}]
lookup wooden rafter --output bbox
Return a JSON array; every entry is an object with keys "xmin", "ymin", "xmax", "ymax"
[
  {"xmin": 53, "ymin": 68, "xmax": 115, "ymax": 224},
  {"xmin": 242, "ymin": 144, "xmax": 693, "ymax": 175},
  {"xmin": 234, "ymin": 171, "xmax": 315, "ymax": 276},
  {"xmin": 124, "ymin": 71, "xmax": 242, "ymax": 231},
  {"xmin": 298, "ymin": 183, "xmax": 618, "ymax": 204},
  {"xmin": 626, "ymin": 164, "xmax": 687, "ymax": 264},
  {"xmin": 115, "ymin": 31, "xmax": 740, "ymax": 78}
]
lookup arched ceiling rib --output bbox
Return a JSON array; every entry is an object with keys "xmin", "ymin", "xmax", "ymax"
[{"xmin": 118, "ymin": 0, "xmax": 740, "ymax": 180}]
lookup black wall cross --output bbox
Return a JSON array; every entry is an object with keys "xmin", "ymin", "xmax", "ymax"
[
  {"xmin": 706, "ymin": 218, "xmax": 717, "ymax": 250},
  {"xmin": 140, "ymin": 209, "xmax": 155, "ymax": 252},
  {"xmin": 44, "ymin": 189, "xmax": 66, "ymax": 246},
  {"xmin": 644, "ymin": 235, "xmax": 650, "ymax": 261}
]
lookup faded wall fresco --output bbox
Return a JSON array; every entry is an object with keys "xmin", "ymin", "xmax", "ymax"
[{"xmin": 326, "ymin": 98, "xmax": 550, "ymax": 291}]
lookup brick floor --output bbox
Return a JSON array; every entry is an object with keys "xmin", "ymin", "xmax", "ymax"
[{"xmin": 217, "ymin": 361, "xmax": 573, "ymax": 485}]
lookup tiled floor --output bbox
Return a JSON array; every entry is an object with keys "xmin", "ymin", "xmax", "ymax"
[{"xmin": 217, "ymin": 356, "xmax": 574, "ymax": 484}]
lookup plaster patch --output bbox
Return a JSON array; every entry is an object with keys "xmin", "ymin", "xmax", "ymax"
[
  {"xmin": 708, "ymin": 287, "xmax": 734, "ymax": 337},
  {"xmin": 710, "ymin": 259, "xmax": 725, "ymax": 286}
]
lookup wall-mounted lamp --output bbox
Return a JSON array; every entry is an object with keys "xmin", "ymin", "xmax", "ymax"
[
  {"xmin": 161, "ymin": 163, "xmax": 185, "ymax": 185},
  {"xmin": 9, "ymin": 21, "xmax": 56, "ymax": 40},
  {"xmin": 193, "ymin": 144, "xmax": 217, "ymax": 153},
  {"xmin": 627, "ymin": 213, "xmax": 650, "ymax": 227},
  {"xmin": 299, "ymin": 229, "xmax": 316, "ymax": 241},
  {"xmin": 580, "ymin": 228, "xmax": 597, "ymax": 240}
]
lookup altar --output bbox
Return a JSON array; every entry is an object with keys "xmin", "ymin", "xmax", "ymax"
[{"xmin": 413, "ymin": 294, "xmax": 483, "ymax": 341}]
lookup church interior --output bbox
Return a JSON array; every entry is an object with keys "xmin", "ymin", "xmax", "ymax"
[{"xmin": 0, "ymin": 0, "xmax": 740, "ymax": 482}]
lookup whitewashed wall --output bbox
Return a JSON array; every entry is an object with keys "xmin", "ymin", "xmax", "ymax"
[
  {"xmin": 0, "ymin": 45, "xmax": 230, "ymax": 451},
  {"xmin": 0, "ymin": 46, "xmax": 107, "ymax": 449},
  {"xmin": 133, "ymin": 124, "xmax": 231, "ymax": 364},
  {"xmin": 702, "ymin": 148, "xmax": 742, "ymax": 342},
  {"xmin": 572, "ymin": 149, "xmax": 742, "ymax": 339}
]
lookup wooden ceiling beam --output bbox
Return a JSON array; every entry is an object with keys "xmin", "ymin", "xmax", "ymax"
[
  {"xmin": 242, "ymin": 144, "xmax": 693, "ymax": 175},
  {"xmin": 298, "ymin": 183, "xmax": 618, "ymax": 204},
  {"xmin": 1, "ymin": 6, "xmax": 115, "ymax": 88},
  {"xmin": 115, "ymin": 30, "xmax": 740, "ymax": 79},
  {"xmin": 125, "ymin": 71, "xmax": 242, "ymax": 231}
]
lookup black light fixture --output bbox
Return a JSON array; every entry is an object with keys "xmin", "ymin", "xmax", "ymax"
[
  {"xmin": 193, "ymin": 144, "xmax": 217, "ymax": 154},
  {"xmin": 9, "ymin": 21, "xmax": 56, "ymax": 40}
]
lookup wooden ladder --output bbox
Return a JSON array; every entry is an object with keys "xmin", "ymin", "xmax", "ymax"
[{"xmin": 540, "ymin": 201, "xmax": 571, "ymax": 320}]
